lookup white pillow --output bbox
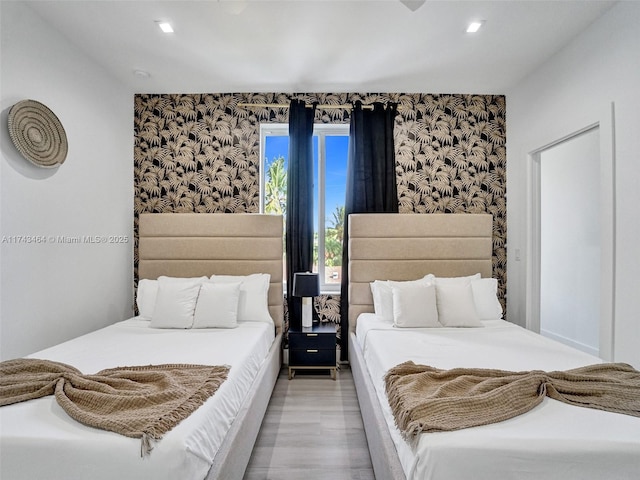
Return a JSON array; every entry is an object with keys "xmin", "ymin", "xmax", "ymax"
[
  {"xmin": 370, "ymin": 280, "xmax": 394, "ymax": 321},
  {"xmin": 434, "ymin": 273, "xmax": 481, "ymax": 285},
  {"xmin": 149, "ymin": 278, "xmax": 202, "ymax": 329},
  {"xmin": 392, "ymin": 283, "xmax": 440, "ymax": 328},
  {"xmin": 435, "ymin": 282, "xmax": 483, "ymax": 327},
  {"xmin": 136, "ymin": 279, "xmax": 158, "ymax": 319},
  {"xmin": 370, "ymin": 274, "xmax": 435, "ymax": 322},
  {"xmin": 209, "ymin": 273, "xmax": 273, "ymax": 323},
  {"xmin": 471, "ymin": 278, "xmax": 503, "ymax": 320},
  {"xmin": 137, "ymin": 276, "xmax": 207, "ymax": 320},
  {"xmin": 192, "ymin": 282, "xmax": 241, "ymax": 329}
]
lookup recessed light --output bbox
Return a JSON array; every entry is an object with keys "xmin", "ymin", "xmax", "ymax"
[
  {"xmin": 466, "ymin": 21, "xmax": 483, "ymax": 33},
  {"xmin": 158, "ymin": 22, "xmax": 174, "ymax": 33}
]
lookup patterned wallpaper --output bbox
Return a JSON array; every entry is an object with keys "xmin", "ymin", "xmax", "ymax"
[{"xmin": 134, "ymin": 93, "xmax": 506, "ymax": 344}]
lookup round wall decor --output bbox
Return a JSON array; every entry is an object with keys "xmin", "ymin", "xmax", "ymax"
[{"xmin": 7, "ymin": 99, "xmax": 68, "ymax": 168}]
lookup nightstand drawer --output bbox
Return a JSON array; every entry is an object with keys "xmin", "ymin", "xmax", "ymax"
[
  {"xmin": 289, "ymin": 332, "xmax": 335, "ymax": 350},
  {"xmin": 289, "ymin": 348, "xmax": 335, "ymax": 367}
]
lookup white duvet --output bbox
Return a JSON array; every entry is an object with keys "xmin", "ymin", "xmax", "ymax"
[
  {"xmin": 356, "ymin": 314, "xmax": 640, "ymax": 480},
  {"xmin": 0, "ymin": 318, "xmax": 275, "ymax": 480}
]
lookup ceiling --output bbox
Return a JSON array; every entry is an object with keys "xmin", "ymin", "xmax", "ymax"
[{"xmin": 23, "ymin": 0, "xmax": 617, "ymax": 94}]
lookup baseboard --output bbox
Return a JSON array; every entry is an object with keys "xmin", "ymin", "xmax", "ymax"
[{"xmin": 540, "ymin": 329, "xmax": 599, "ymax": 357}]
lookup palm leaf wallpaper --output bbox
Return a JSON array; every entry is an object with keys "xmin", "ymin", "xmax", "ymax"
[{"xmin": 134, "ymin": 93, "xmax": 506, "ymax": 345}]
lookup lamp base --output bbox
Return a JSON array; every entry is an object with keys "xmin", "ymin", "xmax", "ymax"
[{"xmin": 301, "ymin": 297, "xmax": 313, "ymax": 328}]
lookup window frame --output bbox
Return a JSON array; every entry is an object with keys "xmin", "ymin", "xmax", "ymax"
[{"xmin": 260, "ymin": 123, "xmax": 349, "ymax": 294}]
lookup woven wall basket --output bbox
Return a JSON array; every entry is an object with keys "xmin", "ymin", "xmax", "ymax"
[{"xmin": 7, "ymin": 99, "xmax": 68, "ymax": 168}]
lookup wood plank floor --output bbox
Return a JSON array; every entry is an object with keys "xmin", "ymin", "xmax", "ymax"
[{"xmin": 243, "ymin": 366, "xmax": 375, "ymax": 480}]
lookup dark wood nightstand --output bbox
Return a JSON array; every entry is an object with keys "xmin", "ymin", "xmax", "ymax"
[{"xmin": 288, "ymin": 322, "xmax": 337, "ymax": 380}]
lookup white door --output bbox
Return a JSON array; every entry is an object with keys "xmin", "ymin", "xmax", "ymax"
[{"xmin": 538, "ymin": 127, "xmax": 600, "ymax": 356}]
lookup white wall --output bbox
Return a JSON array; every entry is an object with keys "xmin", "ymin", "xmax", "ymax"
[
  {"xmin": 539, "ymin": 128, "xmax": 600, "ymax": 355},
  {"xmin": 506, "ymin": 1, "xmax": 640, "ymax": 367},
  {"xmin": 0, "ymin": 2, "xmax": 133, "ymax": 359}
]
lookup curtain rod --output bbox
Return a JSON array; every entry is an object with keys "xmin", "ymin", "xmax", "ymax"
[{"xmin": 237, "ymin": 102, "xmax": 376, "ymax": 110}]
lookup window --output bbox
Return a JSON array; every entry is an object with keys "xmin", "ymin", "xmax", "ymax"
[{"xmin": 261, "ymin": 124, "xmax": 348, "ymax": 292}]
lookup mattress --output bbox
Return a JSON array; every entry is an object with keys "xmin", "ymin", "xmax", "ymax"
[
  {"xmin": 356, "ymin": 314, "xmax": 640, "ymax": 480},
  {"xmin": 0, "ymin": 318, "xmax": 275, "ymax": 480}
]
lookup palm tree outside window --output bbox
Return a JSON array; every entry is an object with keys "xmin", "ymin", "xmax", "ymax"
[{"xmin": 261, "ymin": 123, "xmax": 348, "ymax": 293}]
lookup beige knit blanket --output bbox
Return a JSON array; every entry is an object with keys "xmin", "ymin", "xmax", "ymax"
[
  {"xmin": 0, "ymin": 358, "xmax": 230, "ymax": 456},
  {"xmin": 384, "ymin": 361, "xmax": 640, "ymax": 440}
]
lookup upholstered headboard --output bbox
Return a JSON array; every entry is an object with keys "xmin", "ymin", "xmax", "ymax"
[
  {"xmin": 348, "ymin": 213, "xmax": 493, "ymax": 332},
  {"xmin": 138, "ymin": 213, "xmax": 284, "ymax": 333}
]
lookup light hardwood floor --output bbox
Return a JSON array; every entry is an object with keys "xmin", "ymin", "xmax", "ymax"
[{"xmin": 243, "ymin": 366, "xmax": 375, "ymax": 480}]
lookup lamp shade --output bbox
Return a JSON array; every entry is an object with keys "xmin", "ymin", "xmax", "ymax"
[{"xmin": 292, "ymin": 272, "xmax": 320, "ymax": 297}]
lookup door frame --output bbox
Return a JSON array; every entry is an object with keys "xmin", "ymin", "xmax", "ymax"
[{"xmin": 527, "ymin": 103, "xmax": 616, "ymax": 361}]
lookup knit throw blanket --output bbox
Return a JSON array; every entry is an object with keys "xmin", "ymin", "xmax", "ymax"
[
  {"xmin": 0, "ymin": 358, "xmax": 230, "ymax": 456},
  {"xmin": 384, "ymin": 361, "xmax": 640, "ymax": 441}
]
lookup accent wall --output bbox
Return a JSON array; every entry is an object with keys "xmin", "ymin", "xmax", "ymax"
[{"xmin": 134, "ymin": 93, "xmax": 506, "ymax": 343}]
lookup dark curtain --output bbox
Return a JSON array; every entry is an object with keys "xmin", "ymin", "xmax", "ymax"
[
  {"xmin": 340, "ymin": 101, "xmax": 398, "ymax": 359},
  {"xmin": 286, "ymin": 99, "xmax": 317, "ymax": 330}
]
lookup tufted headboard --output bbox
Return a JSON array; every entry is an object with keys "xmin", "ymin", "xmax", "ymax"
[
  {"xmin": 138, "ymin": 213, "xmax": 284, "ymax": 333},
  {"xmin": 348, "ymin": 213, "xmax": 493, "ymax": 332}
]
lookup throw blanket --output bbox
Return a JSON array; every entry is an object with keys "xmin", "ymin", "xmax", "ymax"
[
  {"xmin": 384, "ymin": 361, "xmax": 640, "ymax": 440},
  {"xmin": 0, "ymin": 358, "xmax": 230, "ymax": 456}
]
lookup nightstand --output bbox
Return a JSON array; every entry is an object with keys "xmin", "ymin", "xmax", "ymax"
[{"xmin": 288, "ymin": 322, "xmax": 337, "ymax": 380}]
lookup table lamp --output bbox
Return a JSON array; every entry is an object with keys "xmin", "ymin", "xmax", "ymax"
[{"xmin": 293, "ymin": 272, "xmax": 320, "ymax": 328}]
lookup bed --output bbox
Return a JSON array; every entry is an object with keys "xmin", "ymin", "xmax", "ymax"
[
  {"xmin": 347, "ymin": 213, "xmax": 640, "ymax": 480},
  {"xmin": 0, "ymin": 213, "xmax": 284, "ymax": 480}
]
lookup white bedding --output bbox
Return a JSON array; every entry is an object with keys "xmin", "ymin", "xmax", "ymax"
[
  {"xmin": 356, "ymin": 314, "xmax": 640, "ymax": 480},
  {"xmin": 0, "ymin": 318, "xmax": 275, "ymax": 480}
]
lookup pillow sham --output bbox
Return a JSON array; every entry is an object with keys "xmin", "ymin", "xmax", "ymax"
[
  {"xmin": 435, "ymin": 282, "xmax": 483, "ymax": 327},
  {"xmin": 392, "ymin": 283, "xmax": 440, "ymax": 328},
  {"xmin": 137, "ymin": 276, "xmax": 207, "ymax": 320},
  {"xmin": 471, "ymin": 278, "xmax": 503, "ymax": 320},
  {"xmin": 136, "ymin": 278, "xmax": 158, "ymax": 319},
  {"xmin": 370, "ymin": 280, "xmax": 393, "ymax": 322},
  {"xmin": 209, "ymin": 273, "xmax": 273, "ymax": 323},
  {"xmin": 370, "ymin": 274, "xmax": 435, "ymax": 322},
  {"xmin": 192, "ymin": 282, "xmax": 241, "ymax": 329},
  {"xmin": 434, "ymin": 273, "xmax": 481, "ymax": 285},
  {"xmin": 149, "ymin": 278, "xmax": 202, "ymax": 329}
]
